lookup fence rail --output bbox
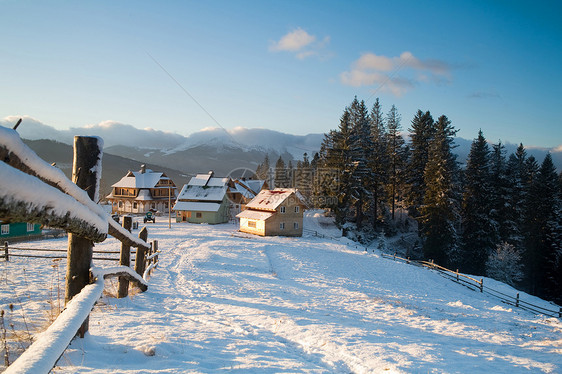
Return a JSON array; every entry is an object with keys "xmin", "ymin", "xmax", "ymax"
[
  {"xmin": 381, "ymin": 252, "xmax": 561, "ymax": 319},
  {"xmin": 1, "ymin": 242, "xmax": 155, "ymax": 268}
]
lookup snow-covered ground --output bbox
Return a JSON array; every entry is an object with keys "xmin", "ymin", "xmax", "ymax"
[{"xmin": 1, "ymin": 211, "xmax": 561, "ymax": 373}]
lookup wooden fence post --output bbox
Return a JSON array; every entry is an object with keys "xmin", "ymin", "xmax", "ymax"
[
  {"xmin": 151, "ymin": 240, "xmax": 159, "ymax": 275},
  {"xmin": 4, "ymin": 242, "xmax": 8, "ymax": 262},
  {"xmin": 134, "ymin": 227, "xmax": 148, "ymax": 277},
  {"xmin": 456, "ymin": 269, "xmax": 459, "ymax": 282},
  {"xmin": 479, "ymin": 278, "xmax": 483, "ymax": 293},
  {"xmin": 118, "ymin": 216, "xmax": 132, "ymax": 298},
  {"xmin": 515, "ymin": 293, "xmax": 520, "ymax": 307},
  {"xmin": 64, "ymin": 136, "xmax": 102, "ymax": 338}
]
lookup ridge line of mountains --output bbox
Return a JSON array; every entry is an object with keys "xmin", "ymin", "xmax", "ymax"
[{"xmin": 3, "ymin": 117, "xmax": 560, "ymax": 198}]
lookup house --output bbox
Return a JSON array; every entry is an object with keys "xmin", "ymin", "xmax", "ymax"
[
  {"xmin": 106, "ymin": 165, "xmax": 178, "ymax": 215},
  {"xmin": 236, "ymin": 188, "xmax": 306, "ymax": 237},
  {"xmin": 173, "ymin": 171, "xmax": 230, "ymax": 224},
  {"xmin": 227, "ymin": 178, "xmax": 268, "ymax": 217},
  {"xmin": 0, "ymin": 221, "xmax": 42, "ymax": 243}
]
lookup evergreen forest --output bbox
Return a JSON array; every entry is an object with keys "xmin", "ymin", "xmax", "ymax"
[{"xmin": 255, "ymin": 97, "xmax": 562, "ymax": 304}]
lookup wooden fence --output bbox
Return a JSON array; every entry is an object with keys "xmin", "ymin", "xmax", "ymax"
[
  {"xmin": 0, "ymin": 124, "xmax": 160, "ymax": 373},
  {"xmin": 302, "ymin": 227, "xmax": 561, "ymax": 319},
  {"xmin": 381, "ymin": 253, "xmax": 562, "ymax": 319},
  {"xmin": 0, "ymin": 242, "xmax": 159, "ymax": 275}
]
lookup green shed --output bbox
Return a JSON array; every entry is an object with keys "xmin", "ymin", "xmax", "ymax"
[{"xmin": 0, "ymin": 221, "xmax": 42, "ymax": 242}]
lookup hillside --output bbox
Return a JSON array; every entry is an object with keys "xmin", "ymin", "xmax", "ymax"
[
  {"xmin": 22, "ymin": 139, "xmax": 191, "ymax": 197},
  {"xmin": 2, "ymin": 212, "xmax": 560, "ymax": 373}
]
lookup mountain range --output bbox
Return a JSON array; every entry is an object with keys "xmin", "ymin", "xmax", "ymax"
[{"xmin": 2, "ymin": 116, "xmax": 561, "ymax": 198}]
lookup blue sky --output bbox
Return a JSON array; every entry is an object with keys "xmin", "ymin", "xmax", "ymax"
[{"xmin": 1, "ymin": 0, "xmax": 561, "ymax": 148}]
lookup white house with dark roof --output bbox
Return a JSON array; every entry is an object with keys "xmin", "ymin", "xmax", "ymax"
[
  {"xmin": 106, "ymin": 165, "xmax": 177, "ymax": 214},
  {"xmin": 236, "ymin": 188, "xmax": 305, "ymax": 236},
  {"xmin": 173, "ymin": 171, "xmax": 231, "ymax": 224}
]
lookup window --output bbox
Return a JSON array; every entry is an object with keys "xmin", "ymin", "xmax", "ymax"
[
  {"xmin": 280, "ymin": 222, "xmax": 285, "ymax": 230},
  {"xmin": 248, "ymin": 221, "xmax": 256, "ymax": 228},
  {"xmin": 294, "ymin": 206, "xmax": 300, "ymax": 213},
  {"xmin": 1, "ymin": 225, "xmax": 9, "ymax": 235},
  {"xmin": 27, "ymin": 223, "xmax": 34, "ymax": 232},
  {"xmin": 294, "ymin": 222, "xmax": 299, "ymax": 229},
  {"xmin": 151, "ymin": 203, "xmax": 156, "ymax": 209},
  {"xmin": 280, "ymin": 206, "xmax": 286, "ymax": 214},
  {"xmin": 133, "ymin": 202, "xmax": 138, "ymax": 209},
  {"xmin": 196, "ymin": 212, "xmax": 202, "ymax": 218},
  {"xmin": 118, "ymin": 201, "xmax": 123, "ymax": 208}
]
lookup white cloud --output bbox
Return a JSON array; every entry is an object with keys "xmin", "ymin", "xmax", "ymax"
[
  {"xmin": 340, "ymin": 51, "xmax": 451, "ymax": 96},
  {"xmin": 270, "ymin": 28, "xmax": 316, "ymax": 52},
  {"xmin": 270, "ymin": 29, "xmax": 330, "ymax": 59}
]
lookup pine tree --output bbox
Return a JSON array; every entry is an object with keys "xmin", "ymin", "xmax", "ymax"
[
  {"xmin": 521, "ymin": 155, "xmax": 541, "ymax": 293},
  {"xmin": 460, "ymin": 130, "xmax": 497, "ymax": 275},
  {"xmin": 385, "ymin": 105, "xmax": 407, "ymax": 221},
  {"xmin": 490, "ymin": 142, "xmax": 511, "ymax": 242},
  {"xmin": 525, "ymin": 154, "xmax": 562, "ymax": 300},
  {"xmin": 419, "ymin": 115, "xmax": 460, "ymax": 265},
  {"xmin": 406, "ymin": 110, "xmax": 435, "ymax": 222},
  {"xmin": 256, "ymin": 154, "xmax": 271, "ymax": 182},
  {"xmin": 368, "ymin": 98, "xmax": 389, "ymax": 229},
  {"xmin": 348, "ymin": 97, "xmax": 373, "ymax": 229},
  {"xmin": 274, "ymin": 156, "xmax": 289, "ymax": 188},
  {"xmin": 504, "ymin": 144, "xmax": 527, "ymax": 246},
  {"xmin": 319, "ymin": 109, "xmax": 356, "ymax": 228}
]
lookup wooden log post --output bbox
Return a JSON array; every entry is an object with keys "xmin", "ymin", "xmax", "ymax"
[
  {"xmin": 4, "ymin": 242, "xmax": 8, "ymax": 262},
  {"xmin": 134, "ymin": 227, "xmax": 148, "ymax": 277},
  {"xmin": 153, "ymin": 240, "xmax": 158, "ymax": 271},
  {"xmin": 64, "ymin": 136, "xmax": 103, "ymax": 338},
  {"xmin": 117, "ymin": 216, "xmax": 132, "ymax": 298},
  {"xmin": 515, "ymin": 293, "xmax": 520, "ymax": 308}
]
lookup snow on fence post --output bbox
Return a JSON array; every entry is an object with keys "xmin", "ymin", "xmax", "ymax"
[
  {"xmin": 118, "ymin": 216, "xmax": 132, "ymax": 298},
  {"xmin": 134, "ymin": 227, "xmax": 148, "ymax": 276},
  {"xmin": 64, "ymin": 136, "xmax": 103, "ymax": 338}
]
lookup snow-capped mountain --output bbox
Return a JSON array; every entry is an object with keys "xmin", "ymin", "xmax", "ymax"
[
  {"xmin": 2, "ymin": 117, "xmax": 323, "ymax": 176},
  {"xmin": 2, "ymin": 116, "xmax": 561, "ymax": 177}
]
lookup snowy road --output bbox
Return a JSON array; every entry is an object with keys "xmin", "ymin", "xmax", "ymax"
[{"xmin": 2, "ymin": 214, "xmax": 560, "ymax": 373}]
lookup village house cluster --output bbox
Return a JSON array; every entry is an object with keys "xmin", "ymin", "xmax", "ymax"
[
  {"xmin": 1, "ymin": 164, "xmax": 306, "ymax": 243},
  {"xmin": 106, "ymin": 166, "xmax": 306, "ymax": 237}
]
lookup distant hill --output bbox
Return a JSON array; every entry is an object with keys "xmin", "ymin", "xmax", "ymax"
[
  {"xmin": 22, "ymin": 139, "xmax": 191, "ymax": 199},
  {"xmin": 8, "ymin": 115, "xmax": 561, "ymax": 184}
]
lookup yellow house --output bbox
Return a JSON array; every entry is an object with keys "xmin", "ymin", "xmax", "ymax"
[{"xmin": 236, "ymin": 188, "xmax": 306, "ymax": 237}]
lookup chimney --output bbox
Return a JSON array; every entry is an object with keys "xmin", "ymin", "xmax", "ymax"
[{"xmin": 140, "ymin": 164, "xmax": 146, "ymax": 174}]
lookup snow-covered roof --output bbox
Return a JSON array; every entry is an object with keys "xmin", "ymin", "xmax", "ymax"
[
  {"xmin": 189, "ymin": 173, "xmax": 228, "ymax": 187},
  {"xmin": 175, "ymin": 175, "xmax": 229, "ymax": 202},
  {"xmin": 111, "ymin": 169, "xmax": 165, "ymax": 189},
  {"xmin": 236, "ymin": 209, "xmax": 274, "ymax": 221},
  {"xmin": 173, "ymin": 201, "xmax": 222, "ymax": 212},
  {"xmin": 230, "ymin": 179, "xmax": 266, "ymax": 199},
  {"xmin": 136, "ymin": 189, "xmax": 153, "ymax": 201},
  {"xmin": 245, "ymin": 188, "xmax": 303, "ymax": 211}
]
